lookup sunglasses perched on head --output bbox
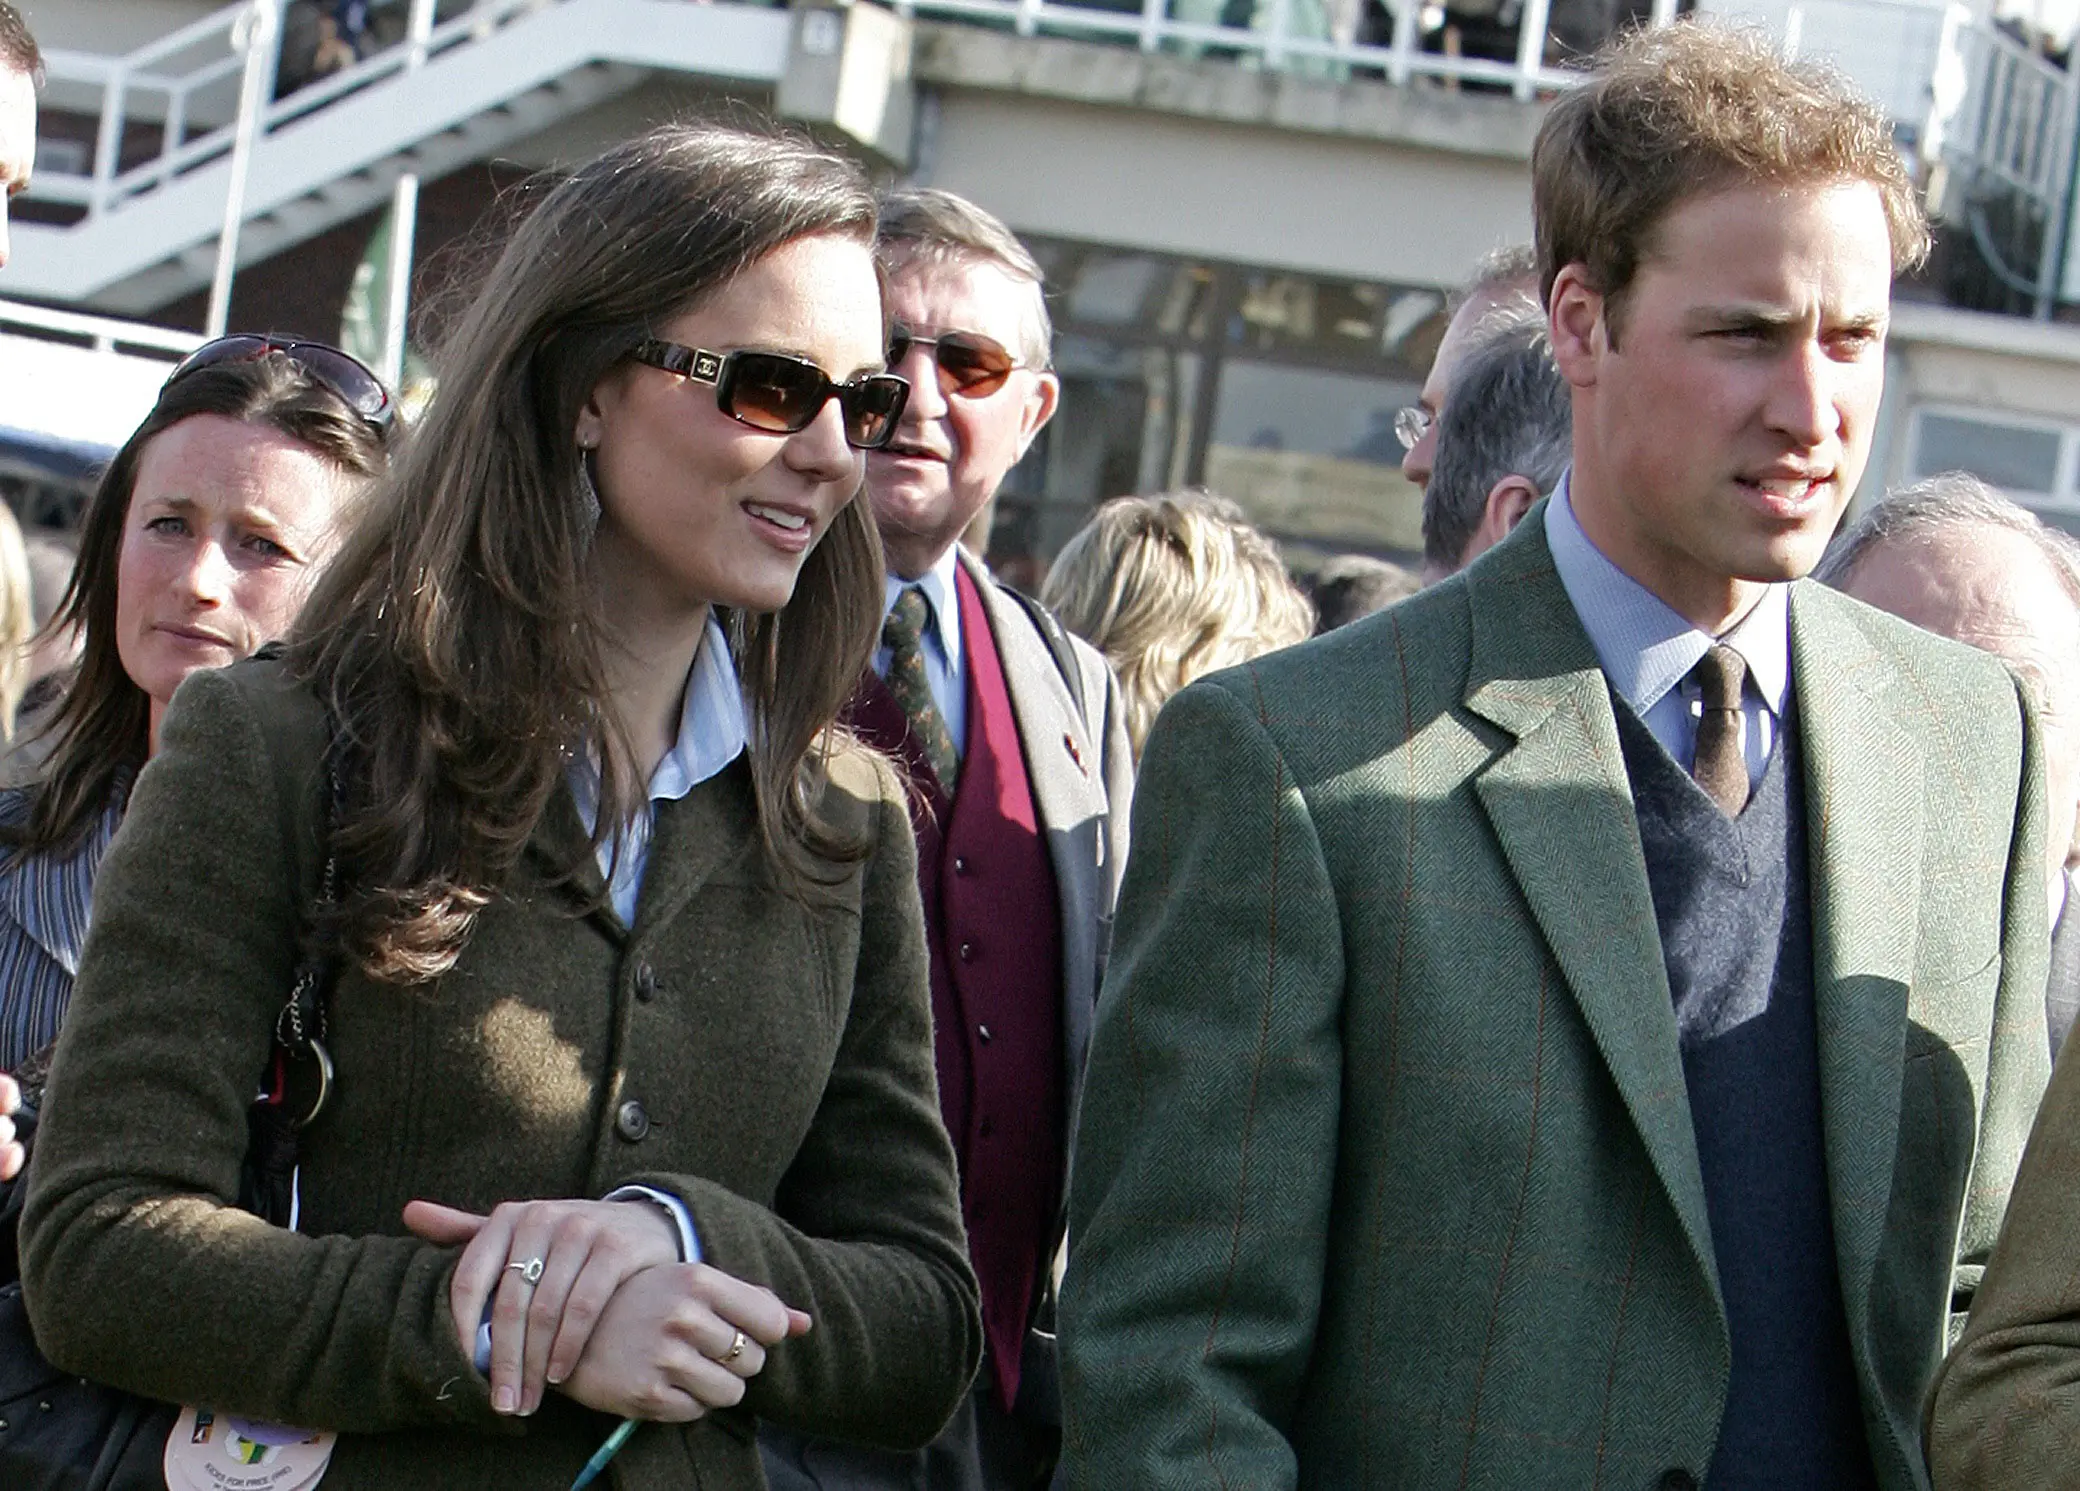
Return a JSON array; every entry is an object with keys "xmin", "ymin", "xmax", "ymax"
[
  {"xmin": 629, "ymin": 339, "xmax": 909, "ymax": 451},
  {"xmin": 165, "ymin": 335, "xmax": 396, "ymax": 431},
  {"xmin": 886, "ymin": 326, "xmax": 1027, "ymax": 399}
]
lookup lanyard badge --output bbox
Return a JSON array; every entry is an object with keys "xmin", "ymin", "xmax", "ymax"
[{"xmin": 163, "ymin": 1405, "xmax": 337, "ymax": 1491}]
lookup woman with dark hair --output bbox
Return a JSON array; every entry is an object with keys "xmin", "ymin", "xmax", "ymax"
[
  {"xmin": 18, "ymin": 120, "xmax": 978, "ymax": 1487},
  {"xmin": 0, "ymin": 342, "xmax": 392, "ymax": 1076}
]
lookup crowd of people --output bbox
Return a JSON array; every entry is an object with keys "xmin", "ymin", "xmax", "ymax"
[{"xmin": 4, "ymin": 1, "xmax": 2080, "ymax": 1488}]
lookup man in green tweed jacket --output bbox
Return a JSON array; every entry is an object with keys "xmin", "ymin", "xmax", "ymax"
[{"xmin": 1058, "ymin": 24, "xmax": 2052, "ymax": 1491}]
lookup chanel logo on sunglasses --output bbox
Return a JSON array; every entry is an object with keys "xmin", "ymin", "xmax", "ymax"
[{"xmin": 629, "ymin": 338, "xmax": 910, "ymax": 451}]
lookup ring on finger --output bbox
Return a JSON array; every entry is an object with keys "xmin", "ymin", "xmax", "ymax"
[
  {"xmin": 505, "ymin": 1256, "xmax": 546, "ymax": 1286},
  {"xmin": 723, "ymin": 1329, "xmax": 747, "ymax": 1363}
]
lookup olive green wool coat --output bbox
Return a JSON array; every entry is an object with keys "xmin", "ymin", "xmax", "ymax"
[
  {"xmin": 19, "ymin": 656, "xmax": 982, "ymax": 1489},
  {"xmin": 1060, "ymin": 512, "xmax": 2052, "ymax": 1491}
]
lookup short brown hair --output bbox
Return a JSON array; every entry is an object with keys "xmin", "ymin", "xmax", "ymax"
[
  {"xmin": 877, "ymin": 186, "xmax": 1052, "ymax": 367},
  {"xmin": 1532, "ymin": 21, "xmax": 1928, "ymax": 334}
]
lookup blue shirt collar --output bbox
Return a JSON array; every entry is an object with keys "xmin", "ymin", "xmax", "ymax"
[
  {"xmin": 569, "ymin": 611, "xmax": 747, "ymax": 830},
  {"xmin": 1544, "ymin": 473, "xmax": 1791, "ymax": 719},
  {"xmin": 646, "ymin": 610, "xmax": 749, "ymax": 804},
  {"xmin": 883, "ymin": 545, "xmax": 963, "ymax": 664}
]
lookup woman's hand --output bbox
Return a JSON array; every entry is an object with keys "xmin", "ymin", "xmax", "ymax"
[
  {"xmin": 556, "ymin": 1261, "xmax": 812, "ymax": 1421},
  {"xmin": 0, "ymin": 1075, "xmax": 24, "ymax": 1182},
  {"xmin": 402, "ymin": 1196, "xmax": 681, "ymax": 1416}
]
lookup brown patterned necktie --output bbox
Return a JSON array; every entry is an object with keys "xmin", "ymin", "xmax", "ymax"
[
  {"xmin": 883, "ymin": 587, "xmax": 960, "ymax": 793},
  {"xmin": 1689, "ymin": 643, "xmax": 1749, "ymax": 817}
]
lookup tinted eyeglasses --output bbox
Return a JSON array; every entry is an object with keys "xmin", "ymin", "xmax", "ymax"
[
  {"xmin": 165, "ymin": 335, "xmax": 396, "ymax": 431},
  {"xmin": 629, "ymin": 339, "xmax": 909, "ymax": 451},
  {"xmin": 886, "ymin": 326, "xmax": 1026, "ymax": 399}
]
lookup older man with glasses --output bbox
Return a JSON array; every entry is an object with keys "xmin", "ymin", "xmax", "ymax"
[
  {"xmin": 1396, "ymin": 243, "xmax": 1540, "ymax": 491},
  {"xmin": 759, "ymin": 188, "xmax": 1134, "ymax": 1491}
]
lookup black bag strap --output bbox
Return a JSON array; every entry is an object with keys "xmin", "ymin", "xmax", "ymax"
[
  {"xmin": 1006, "ymin": 586, "xmax": 1090, "ymax": 735},
  {"xmin": 269, "ymin": 753, "xmax": 345, "ymax": 1126},
  {"xmin": 240, "ymin": 733, "xmax": 346, "ymax": 1228}
]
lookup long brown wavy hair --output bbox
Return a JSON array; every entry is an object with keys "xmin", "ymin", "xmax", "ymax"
[
  {"xmin": 290, "ymin": 121, "xmax": 889, "ymax": 986},
  {"xmin": 6, "ymin": 356, "xmax": 388, "ymax": 860}
]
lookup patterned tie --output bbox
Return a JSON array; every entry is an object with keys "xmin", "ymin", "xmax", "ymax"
[
  {"xmin": 882, "ymin": 587, "xmax": 960, "ymax": 793},
  {"xmin": 1689, "ymin": 643, "xmax": 1749, "ymax": 817}
]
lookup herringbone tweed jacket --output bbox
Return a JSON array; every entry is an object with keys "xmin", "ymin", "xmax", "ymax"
[
  {"xmin": 1058, "ymin": 511, "xmax": 2051, "ymax": 1491},
  {"xmin": 20, "ymin": 655, "xmax": 980, "ymax": 1490}
]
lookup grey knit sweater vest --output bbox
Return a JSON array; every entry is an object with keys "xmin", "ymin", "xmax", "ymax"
[{"xmin": 1614, "ymin": 696, "xmax": 1873, "ymax": 1491}]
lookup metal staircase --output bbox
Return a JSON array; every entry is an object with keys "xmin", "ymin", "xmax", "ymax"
[{"xmin": 10, "ymin": 0, "xmax": 796, "ymax": 313}]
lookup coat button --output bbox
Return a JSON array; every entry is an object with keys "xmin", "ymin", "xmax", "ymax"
[
  {"xmin": 632, "ymin": 961, "xmax": 657, "ymax": 1002},
  {"xmin": 958, "ymin": 940, "xmax": 977, "ymax": 962},
  {"xmin": 953, "ymin": 856, "xmax": 970, "ymax": 876},
  {"xmin": 615, "ymin": 1100, "xmax": 651, "ymax": 1142},
  {"xmin": 977, "ymin": 1023, "xmax": 992, "ymax": 1043},
  {"xmin": 1656, "ymin": 1472, "xmax": 1697, "ymax": 1491},
  {"xmin": 979, "ymin": 1117, "xmax": 994, "ymax": 1137}
]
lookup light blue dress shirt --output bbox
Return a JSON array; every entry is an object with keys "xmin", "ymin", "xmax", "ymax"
[
  {"xmin": 874, "ymin": 547, "xmax": 967, "ymax": 758},
  {"xmin": 1545, "ymin": 477, "xmax": 1790, "ymax": 789},
  {"xmin": 568, "ymin": 612, "xmax": 749, "ymax": 927},
  {"xmin": 467, "ymin": 613, "xmax": 751, "ymax": 1364}
]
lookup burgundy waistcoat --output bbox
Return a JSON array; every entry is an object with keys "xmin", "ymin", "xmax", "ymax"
[{"xmin": 846, "ymin": 565, "xmax": 1065, "ymax": 1410}]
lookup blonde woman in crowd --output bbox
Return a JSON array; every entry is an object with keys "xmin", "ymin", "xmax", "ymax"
[{"xmin": 1040, "ymin": 491, "xmax": 1313, "ymax": 758}]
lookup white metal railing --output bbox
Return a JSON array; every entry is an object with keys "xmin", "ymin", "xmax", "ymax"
[
  {"xmin": 0, "ymin": 297, "xmax": 201, "ymax": 359},
  {"xmin": 1935, "ymin": 18, "xmax": 2077, "ymax": 206},
  {"xmin": 1919, "ymin": 8, "xmax": 2079, "ymax": 314},
  {"xmin": 38, "ymin": 0, "xmax": 2063, "ymax": 207},
  {"xmin": 889, "ymin": 0, "xmax": 1598, "ymax": 97},
  {"xmin": 26, "ymin": 0, "xmax": 2080, "ymax": 316},
  {"xmin": 32, "ymin": 0, "xmax": 568, "ymax": 216}
]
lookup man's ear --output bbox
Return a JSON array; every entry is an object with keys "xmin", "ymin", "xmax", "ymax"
[
  {"xmin": 1459, "ymin": 475, "xmax": 1542, "ymax": 569},
  {"xmin": 1547, "ymin": 264, "xmax": 1605, "ymax": 389},
  {"xmin": 1482, "ymin": 475, "xmax": 1540, "ymax": 542},
  {"xmin": 1015, "ymin": 371, "xmax": 1062, "ymax": 459}
]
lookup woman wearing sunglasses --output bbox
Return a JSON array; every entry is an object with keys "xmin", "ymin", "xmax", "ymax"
[
  {"xmin": 18, "ymin": 121, "xmax": 978, "ymax": 1488},
  {"xmin": 0, "ymin": 339, "xmax": 393, "ymax": 1086}
]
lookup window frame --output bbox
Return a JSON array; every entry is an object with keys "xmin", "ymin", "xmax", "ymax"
[{"xmin": 1906, "ymin": 401, "xmax": 2080, "ymax": 509}]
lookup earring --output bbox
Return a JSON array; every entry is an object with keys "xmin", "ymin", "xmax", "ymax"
[{"xmin": 576, "ymin": 444, "xmax": 602, "ymax": 537}]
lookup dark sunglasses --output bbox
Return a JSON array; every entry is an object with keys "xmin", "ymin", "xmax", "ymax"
[
  {"xmin": 165, "ymin": 334, "xmax": 396, "ymax": 430},
  {"xmin": 886, "ymin": 325, "xmax": 1026, "ymax": 399},
  {"xmin": 629, "ymin": 339, "xmax": 909, "ymax": 451}
]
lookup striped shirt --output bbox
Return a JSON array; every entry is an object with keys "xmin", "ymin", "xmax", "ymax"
[{"xmin": 0, "ymin": 774, "xmax": 128, "ymax": 1073}]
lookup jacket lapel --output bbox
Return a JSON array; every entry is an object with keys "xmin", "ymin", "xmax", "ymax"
[
  {"xmin": 1788, "ymin": 584, "xmax": 1920, "ymax": 1351},
  {"xmin": 959, "ymin": 549, "xmax": 1103, "ymax": 842},
  {"xmin": 526, "ymin": 779, "xmax": 624, "ymax": 941},
  {"xmin": 627, "ymin": 760, "xmax": 758, "ymax": 936},
  {"xmin": 1461, "ymin": 518, "xmax": 1720, "ymax": 1300},
  {"xmin": 958, "ymin": 549, "xmax": 1110, "ymax": 1144}
]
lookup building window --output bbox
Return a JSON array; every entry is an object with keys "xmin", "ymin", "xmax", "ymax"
[
  {"xmin": 1909, "ymin": 408, "xmax": 2068, "ymax": 499},
  {"xmin": 993, "ymin": 236, "xmax": 1450, "ymax": 579}
]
